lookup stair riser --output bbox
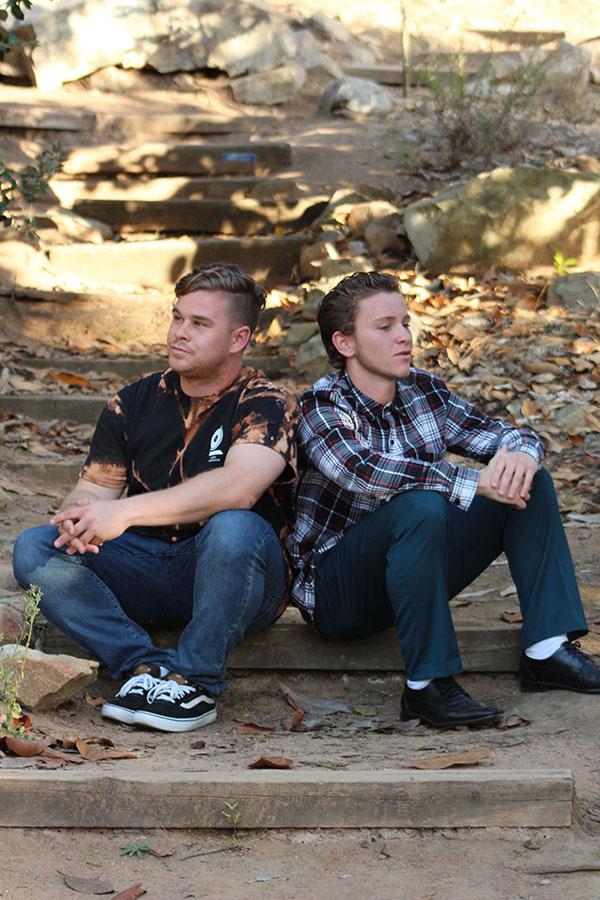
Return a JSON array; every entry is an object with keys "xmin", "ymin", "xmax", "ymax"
[{"xmin": 51, "ymin": 176, "xmax": 299, "ymax": 203}]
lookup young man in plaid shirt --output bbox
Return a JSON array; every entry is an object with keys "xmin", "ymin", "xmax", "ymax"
[{"xmin": 287, "ymin": 271, "xmax": 599, "ymax": 727}]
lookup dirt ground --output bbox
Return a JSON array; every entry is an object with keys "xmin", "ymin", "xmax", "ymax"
[{"xmin": 2, "ymin": 4, "xmax": 600, "ymax": 896}]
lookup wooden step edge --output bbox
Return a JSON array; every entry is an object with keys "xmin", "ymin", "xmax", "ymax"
[{"xmin": 0, "ymin": 768, "xmax": 574, "ymax": 829}]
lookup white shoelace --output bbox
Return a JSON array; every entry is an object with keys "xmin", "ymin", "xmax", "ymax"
[
  {"xmin": 116, "ymin": 672, "xmax": 161, "ymax": 698},
  {"xmin": 146, "ymin": 679, "xmax": 196, "ymax": 705}
]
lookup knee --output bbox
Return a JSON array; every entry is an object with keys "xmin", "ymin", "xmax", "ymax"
[
  {"xmin": 198, "ymin": 510, "xmax": 273, "ymax": 559},
  {"xmin": 388, "ymin": 490, "xmax": 450, "ymax": 533},
  {"xmin": 530, "ymin": 467, "xmax": 559, "ymax": 507},
  {"xmin": 12, "ymin": 526, "xmax": 57, "ymax": 587}
]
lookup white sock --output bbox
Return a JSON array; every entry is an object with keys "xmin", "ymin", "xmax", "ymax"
[
  {"xmin": 525, "ymin": 634, "xmax": 567, "ymax": 660},
  {"xmin": 407, "ymin": 679, "xmax": 432, "ymax": 690}
]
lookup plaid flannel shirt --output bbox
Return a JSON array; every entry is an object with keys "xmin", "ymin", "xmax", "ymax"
[{"xmin": 286, "ymin": 368, "xmax": 544, "ymax": 615}]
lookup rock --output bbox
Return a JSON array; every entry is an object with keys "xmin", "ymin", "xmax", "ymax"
[
  {"xmin": 25, "ymin": 0, "xmax": 298, "ymax": 89},
  {"xmin": 284, "ymin": 322, "xmax": 320, "ymax": 346},
  {"xmin": 364, "ymin": 222, "xmax": 399, "ymax": 256},
  {"xmin": 346, "ymin": 200, "xmax": 402, "ymax": 238},
  {"xmin": 404, "ymin": 166, "xmax": 600, "ymax": 275},
  {"xmin": 547, "ymin": 272, "xmax": 600, "ymax": 312},
  {"xmin": 342, "ymin": 44, "xmax": 378, "ymax": 67},
  {"xmin": 575, "ymin": 155, "xmax": 600, "ymax": 174},
  {"xmin": 554, "ymin": 403, "xmax": 590, "ymax": 436},
  {"xmin": 47, "ymin": 206, "xmax": 113, "ymax": 243},
  {"xmin": 0, "ymin": 645, "xmax": 98, "ymax": 711},
  {"xmin": 307, "ymin": 13, "xmax": 352, "ymax": 45},
  {"xmin": 0, "ymin": 564, "xmax": 18, "ymax": 592},
  {"xmin": 300, "ymin": 288, "xmax": 325, "ymax": 321},
  {"xmin": 319, "ymin": 76, "xmax": 395, "ymax": 117},
  {"xmin": 488, "ymin": 41, "xmax": 591, "ymax": 89},
  {"xmin": 0, "ymin": 600, "xmax": 25, "ymax": 645},
  {"xmin": 311, "ymin": 189, "xmax": 372, "ymax": 231},
  {"xmin": 299, "ymin": 240, "xmax": 339, "ymax": 280},
  {"xmin": 294, "ymin": 332, "xmax": 330, "ymax": 379},
  {"xmin": 231, "ymin": 64, "xmax": 305, "ymax": 105}
]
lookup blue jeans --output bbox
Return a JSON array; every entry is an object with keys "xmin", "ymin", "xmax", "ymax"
[
  {"xmin": 314, "ymin": 469, "xmax": 588, "ymax": 680},
  {"xmin": 12, "ymin": 510, "xmax": 287, "ymax": 696}
]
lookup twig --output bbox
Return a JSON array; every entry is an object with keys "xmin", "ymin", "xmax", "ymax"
[
  {"xmin": 180, "ymin": 846, "xmax": 242, "ymax": 861},
  {"xmin": 528, "ymin": 863, "xmax": 600, "ymax": 875}
]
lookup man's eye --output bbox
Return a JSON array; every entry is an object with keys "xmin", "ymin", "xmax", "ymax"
[{"xmin": 378, "ymin": 325, "xmax": 391, "ymax": 331}]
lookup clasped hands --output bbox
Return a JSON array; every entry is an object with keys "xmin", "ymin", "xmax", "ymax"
[
  {"xmin": 476, "ymin": 444, "xmax": 538, "ymax": 509},
  {"xmin": 51, "ymin": 498, "xmax": 129, "ymax": 555}
]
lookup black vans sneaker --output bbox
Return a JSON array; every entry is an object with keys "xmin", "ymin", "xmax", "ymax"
[
  {"xmin": 101, "ymin": 663, "xmax": 164, "ymax": 725},
  {"xmin": 133, "ymin": 673, "xmax": 217, "ymax": 732}
]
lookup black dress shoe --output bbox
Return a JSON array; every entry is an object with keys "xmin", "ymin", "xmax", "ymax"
[
  {"xmin": 400, "ymin": 676, "xmax": 504, "ymax": 727},
  {"xmin": 520, "ymin": 641, "xmax": 600, "ymax": 693}
]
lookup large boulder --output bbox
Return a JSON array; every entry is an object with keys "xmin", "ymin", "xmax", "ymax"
[
  {"xmin": 0, "ymin": 645, "xmax": 98, "ymax": 710},
  {"xmin": 319, "ymin": 76, "xmax": 395, "ymax": 117},
  {"xmin": 404, "ymin": 166, "xmax": 600, "ymax": 275},
  {"xmin": 231, "ymin": 64, "xmax": 305, "ymax": 105},
  {"xmin": 23, "ymin": 0, "xmax": 298, "ymax": 89}
]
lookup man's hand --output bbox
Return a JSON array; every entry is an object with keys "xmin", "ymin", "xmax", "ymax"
[
  {"xmin": 52, "ymin": 499, "xmax": 131, "ymax": 551},
  {"xmin": 476, "ymin": 445, "xmax": 538, "ymax": 509}
]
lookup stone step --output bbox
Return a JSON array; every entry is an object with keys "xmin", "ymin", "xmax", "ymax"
[
  {"xmin": 62, "ymin": 142, "xmax": 292, "ymax": 176},
  {"xmin": 13, "ymin": 354, "xmax": 290, "ymax": 379},
  {"xmin": 47, "ymin": 233, "xmax": 311, "ymax": 290},
  {"xmin": 70, "ymin": 196, "xmax": 327, "ymax": 235},
  {"xmin": 50, "ymin": 175, "xmax": 300, "ymax": 204},
  {"xmin": 0, "ymin": 768, "xmax": 574, "ymax": 829},
  {"xmin": 42, "ymin": 611, "xmax": 522, "ymax": 673},
  {"xmin": 0, "ymin": 102, "xmax": 276, "ymax": 135}
]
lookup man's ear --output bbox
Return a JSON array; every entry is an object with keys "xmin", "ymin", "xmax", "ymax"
[
  {"xmin": 231, "ymin": 325, "xmax": 251, "ymax": 354},
  {"xmin": 331, "ymin": 330, "xmax": 355, "ymax": 360}
]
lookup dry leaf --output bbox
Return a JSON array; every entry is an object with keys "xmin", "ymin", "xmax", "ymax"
[
  {"xmin": 405, "ymin": 747, "xmax": 491, "ymax": 770},
  {"xmin": 62, "ymin": 873, "xmax": 115, "ymax": 894},
  {"xmin": 84, "ymin": 693, "xmax": 106, "ymax": 709},
  {"xmin": 248, "ymin": 755, "xmax": 294, "ymax": 770},
  {"xmin": 281, "ymin": 685, "xmax": 351, "ymax": 717},
  {"xmin": 282, "ymin": 707, "xmax": 305, "ymax": 732},
  {"xmin": 497, "ymin": 713, "xmax": 531, "ymax": 729},
  {"xmin": 190, "ymin": 739, "xmax": 206, "ymax": 750},
  {"xmin": 8, "ymin": 374, "xmax": 44, "ymax": 393},
  {"xmin": 1, "ymin": 735, "xmax": 49, "ymax": 757},
  {"xmin": 112, "ymin": 886, "xmax": 146, "ymax": 900},
  {"xmin": 75, "ymin": 738, "xmax": 138, "ymax": 761},
  {"xmin": 500, "ymin": 609, "xmax": 523, "ymax": 624},
  {"xmin": 231, "ymin": 722, "xmax": 277, "ymax": 735},
  {"xmin": 49, "ymin": 372, "xmax": 93, "ymax": 389},
  {"xmin": 0, "ymin": 478, "xmax": 35, "ymax": 496}
]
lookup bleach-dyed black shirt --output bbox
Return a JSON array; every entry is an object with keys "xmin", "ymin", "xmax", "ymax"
[{"xmin": 80, "ymin": 367, "xmax": 299, "ymax": 546}]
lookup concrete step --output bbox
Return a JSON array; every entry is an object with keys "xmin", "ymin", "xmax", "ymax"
[
  {"xmin": 62, "ymin": 142, "xmax": 292, "ymax": 176},
  {"xmin": 0, "ymin": 104, "xmax": 96, "ymax": 131},
  {"xmin": 42, "ymin": 610, "xmax": 523, "ymax": 673},
  {"xmin": 50, "ymin": 175, "xmax": 300, "ymax": 204},
  {"xmin": 47, "ymin": 233, "xmax": 311, "ymax": 290},
  {"xmin": 14, "ymin": 354, "xmax": 291, "ymax": 379},
  {"xmin": 0, "ymin": 768, "xmax": 574, "ymax": 829},
  {"xmin": 71, "ymin": 196, "xmax": 327, "ymax": 236}
]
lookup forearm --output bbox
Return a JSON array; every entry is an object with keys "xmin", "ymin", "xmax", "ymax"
[{"xmin": 118, "ymin": 467, "xmax": 259, "ymax": 529}]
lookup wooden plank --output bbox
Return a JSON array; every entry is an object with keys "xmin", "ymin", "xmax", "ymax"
[
  {"xmin": 94, "ymin": 113, "xmax": 276, "ymax": 135},
  {"xmin": 0, "ymin": 104, "xmax": 96, "ymax": 131},
  {"xmin": 62, "ymin": 142, "xmax": 292, "ymax": 176},
  {"xmin": 0, "ymin": 395, "xmax": 106, "ymax": 424},
  {"xmin": 48, "ymin": 234, "xmax": 311, "ymax": 290},
  {"xmin": 0, "ymin": 769, "xmax": 574, "ymax": 829},
  {"xmin": 42, "ymin": 612, "xmax": 523, "ymax": 673},
  {"xmin": 16, "ymin": 354, "xmax": 290, "ymax": 378},
  {"xmin": 50, "ymin": 176, "xmax": 299, "ymax": 204},
  {"xmin": 71, "ymin": 196, "xmax": 327, "ymax": 235}
]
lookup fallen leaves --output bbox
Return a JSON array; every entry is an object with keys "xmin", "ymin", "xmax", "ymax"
[
  {"xmin": 500, "ymin": 609, "xmax": 523, "ymax": 624},
  {"xmin": 0, "ymin": 731, "xmax": 138, "ymax": 764},
  {"xmin": 75, "ymin": 737, "xmax": 139, "ymax": 761},
  {"xmin": 249, "ymin": 755, "xmax": 294, "ymax": 770},
  {"xmin": 405, "ymin": 747, "xmax": 491, "ymax": 769},
  {"xmin": 62, "ymin": 873, "xmax": 115, "ymax": 895},
  {"xmin": 231, "ymin": 722, "xmax": 276, "ymax": 735}
]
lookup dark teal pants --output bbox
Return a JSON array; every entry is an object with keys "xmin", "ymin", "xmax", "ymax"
[{"xmin": 313, "ymin": 468, "xmax": 588, "ymax": 680}]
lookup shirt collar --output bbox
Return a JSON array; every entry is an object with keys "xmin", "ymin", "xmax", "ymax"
[
  {"xmin": 341, "ymin": 370, "xmax": 415, "ymax": 417},
  {"xmin": 162, "ymin": 366, "xmax": 257, "ymax": 416}
]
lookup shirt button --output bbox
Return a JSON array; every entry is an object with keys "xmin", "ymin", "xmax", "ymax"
[{"xmin": 171, "ymin": 536, "xmax": 177, "ymax": 543}]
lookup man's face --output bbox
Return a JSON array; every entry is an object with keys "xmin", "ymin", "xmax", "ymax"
[
  {"xmin": 339, "ymin": 291, "xmax": 413, "ymax": 380},
  {"xmin": 167, "ymin": 290, "xmax": 248, "ymax": 380}
]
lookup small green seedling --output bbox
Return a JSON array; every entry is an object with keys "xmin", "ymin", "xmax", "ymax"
[
  {"xmin": 119, "ymin": 841, "xmax": 151, "ymax": 859},
  {"xmin": 553, "ymin": 249, "xmax": 577, "ymax": 277}
]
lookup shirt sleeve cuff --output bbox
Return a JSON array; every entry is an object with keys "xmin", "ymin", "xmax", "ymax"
[{"xmin": 447, "ymin": 466, "xmax": 480, "ymax": 510}]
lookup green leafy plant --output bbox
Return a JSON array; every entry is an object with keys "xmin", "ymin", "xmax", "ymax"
[
  {"xmin": 416, "ymin": 40, "xmax": 556, "ymax": 166},
  {"xmin": 0, "ymin": 583, "xmax": 42, "ymax": 735},
  {"xmin": 553, "ymin": 249, "xmax": 577, "ymax": 277},
  {"xmin": 0, "ymin": 142, "xmax": 64, "ymax": 239},
  {"xmin": 222, "ymin": 799, "xmax": 242, "ymax": 843},
  {"xmin": 0, "ymin": 0, "xmax": 35, "ymax": 60},
  {"xmin": 120, "ymin": 841, "xmax": 151, "ymax": 859}
]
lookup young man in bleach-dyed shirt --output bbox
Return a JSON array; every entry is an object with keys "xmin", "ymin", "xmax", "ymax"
[{"xmin": 288, "ymin": 271, "xmax": 599, "ymax": 727}]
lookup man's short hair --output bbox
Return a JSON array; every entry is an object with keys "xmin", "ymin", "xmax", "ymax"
[
  {"xmin": 174, "ymin": 262, "xmax": 267, "ymax": 334},
  {"xmin": 317, "ymin": 271, "xmax": 400, "ymax": 370}
]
